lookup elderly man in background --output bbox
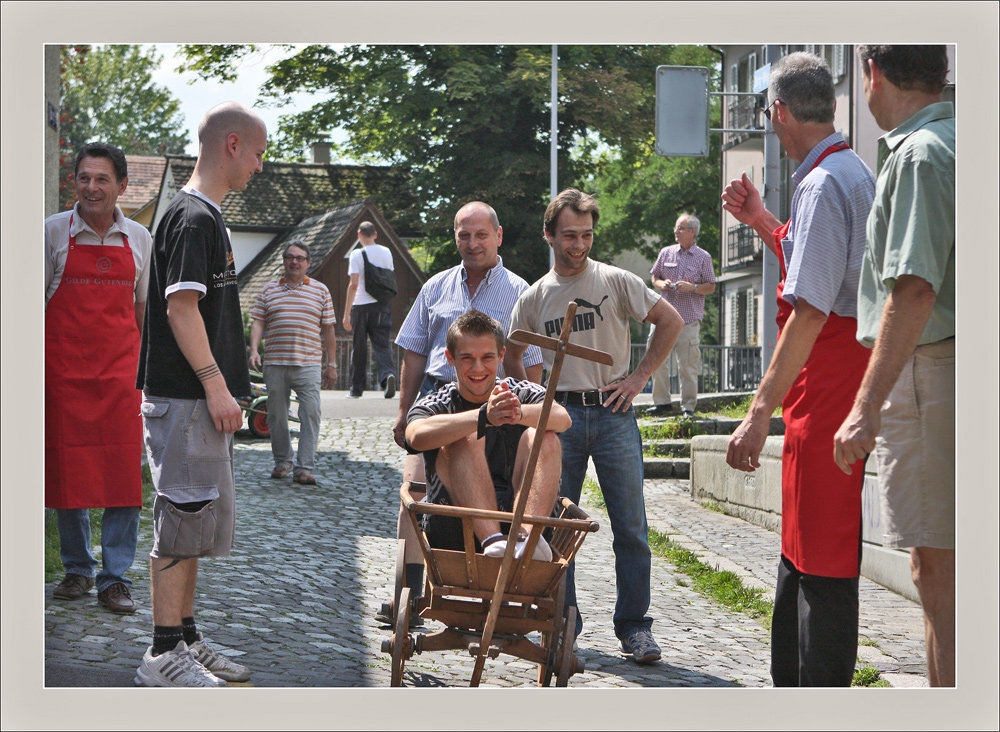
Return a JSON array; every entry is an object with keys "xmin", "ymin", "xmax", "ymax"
[{"xmin": 648, "ymin": 213, "xmax": 716, "ymax": 417}]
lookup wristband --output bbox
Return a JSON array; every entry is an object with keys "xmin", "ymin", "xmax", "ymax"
[{"xmin": 477, "ymin": 403, "xmax": 490, "ymax": 439}]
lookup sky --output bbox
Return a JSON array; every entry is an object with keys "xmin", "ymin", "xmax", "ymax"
[{"xmin": 146, "ymin": 43, "xmax": 347, "ymax": 158}]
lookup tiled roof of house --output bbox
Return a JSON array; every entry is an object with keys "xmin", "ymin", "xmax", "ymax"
[
  {"xmin": 164, "ymin": 156, "xmax": 421, "ymax": 235},
  {"xmin": 237, "ymin": 198, "xmax": 369, "ymax": 312},
  {"xmin": 120, "ymin": 156, "xmax": 166, "ymax": 211}
]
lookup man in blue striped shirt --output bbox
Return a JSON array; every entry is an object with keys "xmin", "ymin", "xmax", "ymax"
[
  {"xmin": 385, "ymin": 202, "xmax": 543, "ymax": 619},
  {"xmin": 722, "ymin": 53, "xmax": 875, "ymax": 687}
]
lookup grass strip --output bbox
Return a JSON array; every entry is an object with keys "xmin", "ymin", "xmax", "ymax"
[{"xmin": 647, "ymin": 528, "xmax": 775, "ymax": 631}]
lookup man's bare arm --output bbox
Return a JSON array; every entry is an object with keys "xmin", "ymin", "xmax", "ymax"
[
  {"xmin": 248, "ymin": 317, "xmax": 265, "ymax": 371},
  {"xmin": 503, "ymin": 341, "xmax": 529, "ymax": 381},
  {"xmin": 601, "ymin": 299, "xmax": 683, "ymax": 413},
  {"xmin": 393, "ymin": 349, "xmax": 428, "ymax": 448},
  {"xmin": 166, "ymin": 289, "xmax": 243, "ymax": 434},
  {"xmin": 343, "ymin": 273, "xmax": 359, "ymax": 332},
  {"xmin": 727, "ymin": 297, "xmax": 828, "ymax": 471},
  {"xmin": 722, "ymin": 172, "xmax": 783, "ymax": 256},
  {"xmin": 405, "ymin": 411, "xmax": 478, "ymax": 452},
  {"xmin": 833, "ymin": 275, "xmax": 937, "ymax": 474},
  {"xmin": 134, "ymin": 301, "xmax": 146, "ymax": 333},
  {"xmin": 321, "ymin": 322, "xmax": 338, "ymax": 389}
]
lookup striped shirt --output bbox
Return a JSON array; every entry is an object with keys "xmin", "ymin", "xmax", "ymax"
[
  {"xmin": 650, "ymin": 243, "xmax": 716, "ymax": 323},
  {"xmin": 781, "ymin": 133, "xmax": 875, "ymax": 318},
  {"xmin": 395, "ymin": 256, "xmax": 543, "ymax": 381},
  {"xmin": 251, "ymin": 276, "xmax": 336, "ymax": 366}
]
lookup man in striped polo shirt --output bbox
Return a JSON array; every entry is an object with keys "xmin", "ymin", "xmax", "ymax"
[{"xmin": 249, "ymin": 240, "xmax": 338, "ymax": 485}]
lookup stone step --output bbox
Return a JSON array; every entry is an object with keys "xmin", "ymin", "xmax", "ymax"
[{"xmin": 644, "ymin": 456, "xmax": 690, "ymax": 479}]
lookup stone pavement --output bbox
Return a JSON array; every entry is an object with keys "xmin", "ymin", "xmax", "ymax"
[{"xmin": 44, "ymin": 417, "xmax": 926, "ymax": 688}]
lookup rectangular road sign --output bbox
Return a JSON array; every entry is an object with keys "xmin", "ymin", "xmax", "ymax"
[{"xmin": 655, "ymin": 66, "xmax": 709, "ymax": 158}]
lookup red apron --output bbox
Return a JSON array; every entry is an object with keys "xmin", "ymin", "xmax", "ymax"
[
  {"xmin": 772, "ymin": 143, "xmax": 871, "ymax": 578},
  {"xmin": 45, "ymin": 217, "xmax": 143, "ymax": 508}
]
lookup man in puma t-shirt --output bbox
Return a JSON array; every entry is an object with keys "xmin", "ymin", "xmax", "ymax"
[{"xmin": 505, "ymin": 188, "xmax": 683, "ymax": 664}]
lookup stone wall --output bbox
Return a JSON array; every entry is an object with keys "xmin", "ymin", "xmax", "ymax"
[{"xmin": 690, "ymin": 434, "xmax": 919, "ymax": 603}]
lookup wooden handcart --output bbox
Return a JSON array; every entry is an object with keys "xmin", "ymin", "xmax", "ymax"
[{"xmin": 380, "ymin": 303, "xmax": 612, "ymax": 687}]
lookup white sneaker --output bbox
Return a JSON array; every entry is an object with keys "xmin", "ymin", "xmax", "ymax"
[
  {"xmin": 134, "ymin": 641, "xmax": 228, "ymax": 687},
  {"xmin": 482, "ymin": 536, "xmax": 552, "ymax": 561},
  {"xmin": 515, "ymin": 535, "xmax": 553, "ymax": 562},
  {"xmin": 190, "ymin": 633, "xmax": 252, "ymax": 682}
]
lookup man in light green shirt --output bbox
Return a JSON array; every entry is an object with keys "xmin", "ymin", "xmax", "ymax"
[{"xmin": 834, "ymin": 45, "xmax": 955, "ymax": 687}]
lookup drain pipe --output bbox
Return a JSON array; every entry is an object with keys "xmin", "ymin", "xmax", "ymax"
[{"xmin": 707, "ymin": 45, "xmax": 726, "ymax": 348}]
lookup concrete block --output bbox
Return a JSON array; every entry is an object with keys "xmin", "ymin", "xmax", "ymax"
[{"xmin": 690, "ymin": 434, "xmax": 920, "ymax": 602}]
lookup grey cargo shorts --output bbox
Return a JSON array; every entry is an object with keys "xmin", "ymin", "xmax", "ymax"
[{"xmin": 141, "ymin": 395, "xmax": 236, "ymax": 559}]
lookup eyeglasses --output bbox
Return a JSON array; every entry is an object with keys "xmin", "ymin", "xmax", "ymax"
[
  {"xmin": 763, "ymin": 98, "xmax": 781, "ymax": 122},
  {"xmin": 283, "ymin": 255, "xmax": 308, "ymax": 263},
  {"xmin": 674, "ymin": 226, "xmax": 693, "ymax": 232}
]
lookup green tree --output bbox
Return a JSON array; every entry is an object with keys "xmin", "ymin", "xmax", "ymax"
[
  {"xmin": 60, "ymin": 44, "xmax": 189, "ymax": 209},
  {"xmin": 178, "ymin": 44, "xmax": 720, "ymax": 284}
]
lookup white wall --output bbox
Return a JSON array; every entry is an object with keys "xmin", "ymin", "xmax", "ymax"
[{"xmin": 232, "ymin": 232, "xmax": 277, "ymax": 274}]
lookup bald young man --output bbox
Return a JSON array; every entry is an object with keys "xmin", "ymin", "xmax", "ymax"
[{"xmin": 135, "ymin": 102, "xmax": 266, "ymax": 687}]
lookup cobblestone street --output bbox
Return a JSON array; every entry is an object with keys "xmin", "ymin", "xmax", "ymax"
[{"xmin": 45, "ymin": 417, "xmax": 925, "ymax": 689}]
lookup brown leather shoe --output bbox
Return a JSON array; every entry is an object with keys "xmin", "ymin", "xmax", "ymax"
[
  {"xmin": 293, "ymin": 471, "xmax": 317, "ymax": 485},
  {"xmin": 97, "ymin": 583, "xmax": 137, "ymax": 614},
  {"xmin": 53, "ymin": 573, "xmax": 94, "ymax": 600}
]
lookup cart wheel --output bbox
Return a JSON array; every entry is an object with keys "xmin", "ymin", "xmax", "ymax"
[
  {"xmin": 390, "ymin": 587, "xmax": 412, "ymax": 687},
  {"xmin": 249, "ymin": 406, "xmax": 270, "ymax": 438},
  {"xmin": 556, "ymin": 606, "xmax": 578, "ymax": 687},
  {"xmin": 538, "ymin": 575, "xmax": 567, "ymax": 687}
]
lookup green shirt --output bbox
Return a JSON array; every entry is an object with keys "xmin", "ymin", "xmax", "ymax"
[{"xmin": 857, "ymin": 102, "xmax": 955, "ymax": 347}]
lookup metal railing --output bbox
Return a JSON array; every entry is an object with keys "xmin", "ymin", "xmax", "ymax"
[
  {"xmin": 723, "ymin": 95, "xmax": 763, "ymax": 148},
  {"xmin": 629, "ymin": 343, "xmax": 762, "ymax": 394}
]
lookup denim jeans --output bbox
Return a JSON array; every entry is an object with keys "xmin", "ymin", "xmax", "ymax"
[
  {"xmin": 56, "ymin": 505, "xmax": 141, "ymax": 591},
  {"xmin": 349, "ymin": 303, "xmax": 397, "ymax": 395},
  {"xmin": 558, "ymin": 402, "xmax": 652, "ymax": 640},
  {"xmin": 263, "ymin": 363, "xmax": 322, "ymax": 472}
]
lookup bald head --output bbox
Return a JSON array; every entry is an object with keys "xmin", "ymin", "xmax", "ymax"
[
  {"xmin": 454, "ymin": 201, "xmax": 499, "ymax": 231},
  {"xmin": 198, "ymin": 101, "xmax": 266, "ymax": 151}
]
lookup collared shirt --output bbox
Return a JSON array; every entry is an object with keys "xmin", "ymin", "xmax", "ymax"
[
  {"xmin": 857, "ymin": 102, "xmax": 955, "ymax": 347},
  {"xmin": 650, "ymin": 243, "xmax": 715, "ymax": 323},
  {"xmin": 395, "ymin": 256, "xmax": 543, "ymax": 381},
  {"xmin": 251, "ymin": 276, "xmax": 336, "ymax": 366},
  {"xmin": 44, "ymin": 202, "xmax": 152, "ymax": 306},
  {"xmin": 781, "ymin": 132, "xmax": 875, "ymax": 318}
]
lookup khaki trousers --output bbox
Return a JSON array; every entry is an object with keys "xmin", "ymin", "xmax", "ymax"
[{"xmin": 649, "ymin": 320, "xmax": 700, "ymax": 411}]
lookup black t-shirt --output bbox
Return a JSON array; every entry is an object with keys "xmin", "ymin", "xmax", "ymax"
[
  {"xmin": 137, "ymin": 191, "xmax": 251, "ymax": 399},
  {"xmin": 405, "ymin": 377, "xmax": 547, "ymax": 508}
]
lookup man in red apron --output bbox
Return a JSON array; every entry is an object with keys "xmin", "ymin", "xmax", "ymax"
[
  {"xmin": 722, "ymin": 53, "xmax": 875, "ymax": 686},
  {"xmin": 45, "ymin": 142, "xmax": 152, "ymax": 614}
]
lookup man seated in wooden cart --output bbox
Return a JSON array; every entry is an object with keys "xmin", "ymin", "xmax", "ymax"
[{"xmin": 404, "ymin": 309, "xmax": 570, "ymax": 561}]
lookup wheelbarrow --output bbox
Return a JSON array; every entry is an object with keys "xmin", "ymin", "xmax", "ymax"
[{"xmin": 380, "ymin": 302, "xmax": 613, "ymax": 686}]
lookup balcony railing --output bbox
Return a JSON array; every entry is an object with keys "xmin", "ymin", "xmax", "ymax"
[
  {"xmin": 726, "ymin": 223, "xmax": 763, "ymax": 269},
  {"xmin": 629, "ymin": 344, "xmax": 762, "ymax": 394},
  {"xmin": 723, "ymin": 95, "xmax": 763, "ymax": 149}
]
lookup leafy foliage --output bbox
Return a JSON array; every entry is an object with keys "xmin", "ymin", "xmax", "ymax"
[
  {"xmin": 59, "ymin": 45, "xmax": 190, "ymax": 210},
  {"xmin": 178, "ymin": 44, "xmax": 723, "ymax": 284}
]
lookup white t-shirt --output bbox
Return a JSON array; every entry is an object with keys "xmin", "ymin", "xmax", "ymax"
[
  {"xmin": 348, "ymin": 244, "xmax": 395, "ymax": 305},
  {"xmin": 509, "ymin": 259, "xmax": 660, "ymax": 391}
]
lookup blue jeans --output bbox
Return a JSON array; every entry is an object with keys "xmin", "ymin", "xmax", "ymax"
[
  {"xmin": 56, "ymin": 506, "xmax": 141, "ymax": 591},
  {"xmin": 263, "ymin": 364, "xmax": 322, "ymax": 472},
  {"xmin": 558, "ymin": 402, "xmax": 652, "ymax": 640}
]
